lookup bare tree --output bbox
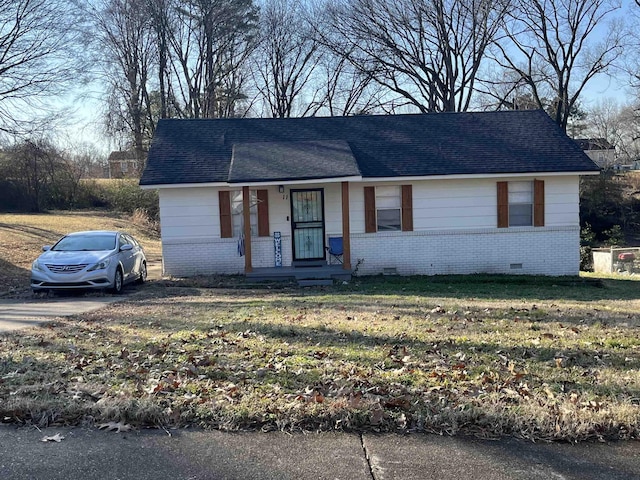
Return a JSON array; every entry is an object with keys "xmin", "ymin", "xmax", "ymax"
[
  {"xmin": 146, "ymin": 0, "xmax": 174, "ymax": 120},
  {"xmin": 493, "ymin": 0, "xmax": 624, "ymax": 132},
  {"xmin": 89, "ymin": 0, "xmax": 156, "ymax": 175},
  {"xmin": 316, "ymin": 0, "xmax": 510, "ymax": 113},
  {"xmin": 2, "ymin": 138, "xmax": 64, "ymax": 212},
  {"xmin": 0, "ymin": 0, "xmax": 81, "ymax": 135},
  {"xmin": 314, "ymin": 51, "xmax": 389, "ymax": 116},
  {"xmin": 170, "ymin": 0, "xmax": 258, "ymax": 118},
  {"xmin": 252, "ymin": 0, "xmax": 320, "ymax": 118}
]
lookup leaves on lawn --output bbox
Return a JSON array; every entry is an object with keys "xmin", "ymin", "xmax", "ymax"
[{"xmin": 2, "ymin": 289, "xmax": 639, "ymax": 442}]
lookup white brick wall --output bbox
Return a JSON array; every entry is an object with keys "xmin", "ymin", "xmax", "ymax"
[
  {"xmin": 163, "ymin": 227, "xmax": 579, "ymax": 277},
  {"xmin": 350, "ymin": 226, "xmax": 580, "ymax": 276},
  {"xmin": 162, "ymin": 235, "xmax": 293, "ymax": 276}
]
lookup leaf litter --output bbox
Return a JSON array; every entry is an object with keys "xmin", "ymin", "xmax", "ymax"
[{"xmin": 1, "ymin": 285, "xmax": 639, "ymax": 442}]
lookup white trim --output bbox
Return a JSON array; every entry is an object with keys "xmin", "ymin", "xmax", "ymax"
[
  {"xmin": 140, "ymin": 181, "xmax": 228, "ymax": 190},
  {"xmin": 142, "ymin": 170, "xmax": 597, "ymax": 189},
  {"xmin": 363, "ymin": 171, "xmax": 599, "ymax": 183}
]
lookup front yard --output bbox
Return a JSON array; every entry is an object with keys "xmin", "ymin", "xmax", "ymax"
[{"xmin": 1, "ymin": 274, "xmax": 639, "ymax": 442}]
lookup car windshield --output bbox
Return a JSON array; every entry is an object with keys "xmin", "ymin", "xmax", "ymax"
[{"xmin": 52, "ymin": 234, "xmax": 117, "ymax": 252}]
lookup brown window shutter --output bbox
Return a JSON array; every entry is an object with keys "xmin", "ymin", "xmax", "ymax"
[
  {"xmin": 219, "ymin": 190, "xmax": 232, "ymax": 238},
  {"xmin": 533, "ymin": 179, "xmax": 545, "ymax": 227},
  {"xmin": 257, "ymin": 189, "xmax": 269, "ymax": 236},
  {"xmin": 497, "ymin": 182, "xmax": 508, "ymax": 228},
  {"xmin": 401, "ymin": 184, "xmax": 413, "ymax": 231},
  {"xmin": 364, "ymin": 186, "xmax": 376, "ymax": 233}
]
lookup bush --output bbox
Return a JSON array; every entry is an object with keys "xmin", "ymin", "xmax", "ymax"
[{"xmin": 75, "ymin": 179, "xmax": 159, "ymax": 222}]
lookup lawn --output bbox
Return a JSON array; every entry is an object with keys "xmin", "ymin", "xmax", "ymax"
[{"xmin": 1, "ymin": 274, "xmax": 639, "ymax": 442}]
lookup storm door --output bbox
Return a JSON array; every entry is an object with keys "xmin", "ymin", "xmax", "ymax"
[{"xmin": 291, "ymin": 189, "xmax": 325, "ymax": 260}]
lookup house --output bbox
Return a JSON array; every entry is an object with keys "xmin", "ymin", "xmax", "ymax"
[
  {"xmin": 140, "ymin": 110, "xmax": 600, "ymax": 278},
  {"xmin": 108, "ymin": 151, "xmax": 140, "ymax": 179},
  {"xmin": 575, "ymin": 138, "xmax": 615, "ymax": 169}
]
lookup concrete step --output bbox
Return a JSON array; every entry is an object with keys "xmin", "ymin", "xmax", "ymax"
[{"xmin": 297, "ymin": 279, "xmax": 334, "ymax": 287}]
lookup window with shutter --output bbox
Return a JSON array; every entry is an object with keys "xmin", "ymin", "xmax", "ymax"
[
  {"xmin": 497, "ymin": 180, "xmax": 545, "ymax": 228},
  {"xmin": 364, "ymin": 185, "xmax": 413, "ymax": 232}
]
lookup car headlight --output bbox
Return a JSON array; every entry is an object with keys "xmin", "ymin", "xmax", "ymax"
[
  {"xmin": 32, "ymin": 259, "xmax": 45, "ymax": 272},
  {"xmin": 87, "ymin": 257, "xmax": 111, "ymax": 272}
]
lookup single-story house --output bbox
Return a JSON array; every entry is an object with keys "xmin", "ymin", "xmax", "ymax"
[
  {"xmin": 140, "ymin": 110, "xmax": 600, "ymax": 278},
  {"xmin": 574, "ymin": 138, "xmax": 615, "ymax": 169},
  {"xmin": 108, "ymin": 150, "xmax": 140, "ymax": 179}
]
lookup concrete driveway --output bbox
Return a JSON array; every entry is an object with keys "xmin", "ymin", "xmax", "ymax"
[
  {"xmin": 0, "ymin": 296, "xmax": 123, "ymax": 333},
  {"xmin": 0, "ymin": 258, "xmax": 162, "ymax": 334}
]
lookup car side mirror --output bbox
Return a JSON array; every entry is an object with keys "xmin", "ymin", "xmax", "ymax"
[
  {"xmin": 42, "ymin": 246, "xmax": 51, "ymax": 252},
  {"xmin": 120, "ymin": 244, "xmax": 133, "ymax": 252}
]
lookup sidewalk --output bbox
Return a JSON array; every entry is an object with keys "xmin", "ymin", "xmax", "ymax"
[{"xmin": 0, "ymin": 426, "xmax": 638, "ymax": 479}]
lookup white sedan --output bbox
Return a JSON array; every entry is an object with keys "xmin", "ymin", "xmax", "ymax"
[{"xmin": 31, "ymin": 231, "xmax": 147, "ymax": 294}]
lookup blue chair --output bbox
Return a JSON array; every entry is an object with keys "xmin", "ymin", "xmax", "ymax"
[{"xmin": 326, "ymin": 237, "xmax": 343, "ymax": 264}]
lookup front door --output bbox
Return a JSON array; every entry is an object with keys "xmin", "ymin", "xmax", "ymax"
[{"xmin": 291, "ymin": 189, "xmax": 325, "ymax": 260}]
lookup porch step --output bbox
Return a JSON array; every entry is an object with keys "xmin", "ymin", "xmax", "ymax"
[
  {"xmin": 298, "ymin": 279, "xmax": 334, "ymax": 287},
  {"xmin": 245, "ymin": 265, "xmax": 352, "ymax": 283}
]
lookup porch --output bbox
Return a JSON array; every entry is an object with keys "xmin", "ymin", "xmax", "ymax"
[{"xmin": 245, "ymin": 264, "xmax": 352, "ymax": 285}]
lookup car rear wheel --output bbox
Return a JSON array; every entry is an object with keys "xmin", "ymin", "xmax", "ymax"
[
  {"xmin": 111, "ymin": 268, "xmax": 124, "ymax": 294},
  {"xmin": 136, "ymin": 261, "xmax": 147, "ymax": 285}
]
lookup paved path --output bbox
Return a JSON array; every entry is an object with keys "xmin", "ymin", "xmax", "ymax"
[
  {"xmin": 0, "ymin": 296, "xmax": 123, "ymax": 333},
  {"xmin": 0, "ymin": 427, "xmax": 638, "ymax": 479},
  {"xmin": 0, "ymin": 259, "xmax": 162, "ymax": 333}
]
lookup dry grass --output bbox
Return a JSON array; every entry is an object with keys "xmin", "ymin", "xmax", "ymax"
[
  {"xmin": 0, "ymin": 210, "xmax": 161, "ymax": 295},
  {"xmin": 1, "ymin": 275, "xmax": 639, "ymax": 442}
]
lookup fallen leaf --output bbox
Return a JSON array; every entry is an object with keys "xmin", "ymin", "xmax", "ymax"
[
  {"xmin": 41, "ymin": 433, "xmax": 65, "ymax": 443},
  {"xmin": 98, "ymin": 422, "xmax": 133, "ymax": 433},
  {"xmin": 369, "ymin": 407, "xmax": 384, "ymax": 425}
]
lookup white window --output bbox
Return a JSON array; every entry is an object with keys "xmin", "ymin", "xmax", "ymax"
[
  {"xmin": 508, "ymin": 181, "xmax": 533, "ymax": 227},
  {"xmin": 376, "ymin": 185, "xmax": 401, "ymax": 231},
  {"xmin": 231, "ymin": 190, "xmax": 258, "ymax": 236},
  {"xmin": 120, "ymin": 161, "xmax": 128, "ymax": 173}
]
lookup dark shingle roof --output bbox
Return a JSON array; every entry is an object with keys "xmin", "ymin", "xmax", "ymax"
[
  {"xmin": 140, "ymin": 110, "xmax": 599, "ymax": 186},
  {"xmin": 575, "ymin": 138, "xmax": 615, "ymax": 151},
  {"xmin": 230, "ymin": 140, "xmax": 360, "ymax": 182}
]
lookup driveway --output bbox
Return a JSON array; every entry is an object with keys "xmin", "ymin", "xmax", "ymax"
[
  {"xmin": 0, "ymin": 258, "xmax": 162, "ymax": 334},
  {"xmin": 0, "ymin": 296, "xmax": 123, "ymax": 333}
]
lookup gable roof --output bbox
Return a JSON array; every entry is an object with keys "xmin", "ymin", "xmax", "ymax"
[
  {"xmin": 108, "ymin": 150, "xmax": 137, "ymax": 162},
  {"xmin": 575, "ymin": 138, "xmax": 615, "ymax": 151},
  {"xmin": 140, "ymin": 110, "xmax": 599, "ymax": 187}
]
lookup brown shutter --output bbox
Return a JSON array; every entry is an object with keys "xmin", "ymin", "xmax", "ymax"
[
  {"xmin": 219, "ymin": 190, "xmax": 232, "ymax": 238},
  {"xmin": 364, "ymin": 186, "xmax": 376, "ymax": 233},
  {"xmin": 533, "ymin": 179, "xmax": 545, "ymax": 227},
  {"xmin": 257, "ymin": 189, "xmax": 269, "ymax": 236},
  {"xmin": 401, "ymin": 184, "xmax": 413, "ymax": 231},
  {"xmin": 497, "ymin": 182, "xmax": 508, "ymax": 228}
]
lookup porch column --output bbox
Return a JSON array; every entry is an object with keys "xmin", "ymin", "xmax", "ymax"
[
  {"xmin": 243, "ymin": 186, "xmax": 252, "ymax": 273},
  {"xmin": 341, "ymin": 181, "xmax": 351, "ymax": 270}
]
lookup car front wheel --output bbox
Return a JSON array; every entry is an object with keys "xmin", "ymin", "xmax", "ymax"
[{"xmin": 111, "ymin": 268, "xmax": 124, "ymax": 294}]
